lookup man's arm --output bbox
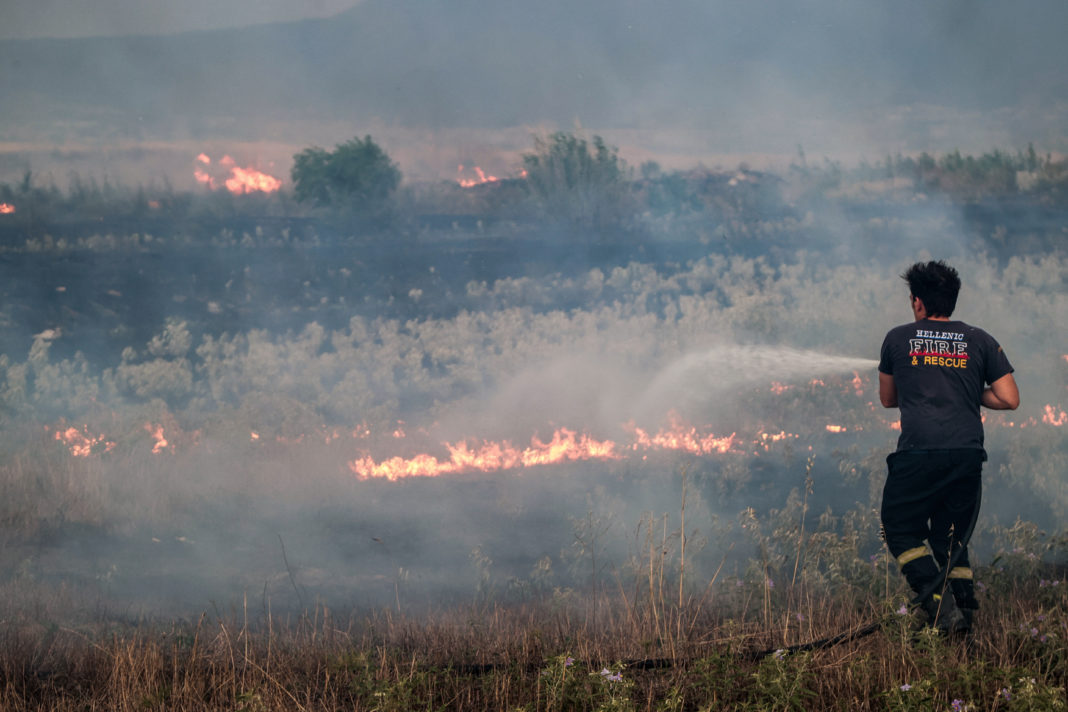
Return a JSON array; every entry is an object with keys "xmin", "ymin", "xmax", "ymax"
[
  {"xmin": 879, "ymin": 372, "xmax": 898, "ymax": 408},
  {"xmin": 982, "ymin": 372, "xmax": 1019, "ymax": 410}
]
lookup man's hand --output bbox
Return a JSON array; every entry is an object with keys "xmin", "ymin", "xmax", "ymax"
[{"xmin": 982, "ymin": 373, "xmax": 1020, "ymax": 410}]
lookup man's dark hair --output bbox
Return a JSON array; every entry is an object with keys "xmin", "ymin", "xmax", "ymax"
[{"xmin": 902, "ymin": 260, "xmax": 961, "ymax": 317}]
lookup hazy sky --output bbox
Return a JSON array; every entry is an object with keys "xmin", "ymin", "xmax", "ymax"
[
  {"xmin": 3, "ymin": 0, "xmax": 1067, "ymax": 178},
  {"xmin": 2, "ymin": 0, "xmax": 362, "ymax": 39}
]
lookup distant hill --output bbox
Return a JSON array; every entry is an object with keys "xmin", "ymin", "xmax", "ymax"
[{"xmin": 1, "ymin": 0, "xmax": 1067, "ymax": 136}]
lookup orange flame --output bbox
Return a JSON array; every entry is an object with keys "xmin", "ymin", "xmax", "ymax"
[
  {"xmin": 194, "ymin": 169, "xmax": 215, "ymax": 189},
  {"xmin": 457, "ymin": 164, "xmax": 499, "ymax": 188},
  {"xmin": 349, "ymin": 427, "xmax": 622, "ymax": 481},
  {"xmin": 825, "ymin": 424, "xmax": 847, "ymax": 433},
  {"xmin": 755, "ymin": 430, "xmax": 798, "ymax": 452},
  {"xmin": 195, "ymin": 153, "xmax": 281, "ymax": 194},
  {"xmin": 624, "ymin": 418, "xmax": 737, "ymax": 456},
  {"xmin": 145, "ymin": 423, "xmax": 171, "ymax": 454},
  {"xmin": 851, "ymin": 371, "xmax": 864, "ymax": 397},
  {"xmin": 348, "ymin": 415, "xmax": 748, "ymax": 481},
  {"xmin": 0, "ymin": 203, "xmax": 14, "ymax": 214},
  {"xmin": 52, "ymin": 425, "xmax": 116, "ymax": 457},
  {"xmin": 226, "ymin": 166, "xmax": 282, "ymax": 194},
  {"xmin": 1042, "ymin": 404, "xmax": 1067, "ymax": 427}
]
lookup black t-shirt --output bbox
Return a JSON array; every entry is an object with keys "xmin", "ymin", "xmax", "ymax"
[{"xmin": 879, "ymin": 319, "xmax": 1014, "ymax": 452}]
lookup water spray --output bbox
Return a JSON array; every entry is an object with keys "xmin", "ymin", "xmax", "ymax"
[{"xmin": 635, "ymin": 345, "xmax": 878, "ymax": 416}]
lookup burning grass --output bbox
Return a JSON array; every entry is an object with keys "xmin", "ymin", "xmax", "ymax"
[
  {"xmin": 1, "ymin": 421, "xmax": 1065, "ymax": 710},
  {"xmin": 0, "ymin": 214, "xmax": 1064, "ymax": 709}
]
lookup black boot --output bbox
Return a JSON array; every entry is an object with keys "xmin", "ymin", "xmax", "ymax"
[{"xmin": 920, "ymin": 593, "xmax": 967, "ymax": 634}]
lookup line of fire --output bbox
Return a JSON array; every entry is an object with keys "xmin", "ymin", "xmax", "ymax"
[{"xmin": 49, "ymin": 374, "xmax": 1067, "ymax": 480}]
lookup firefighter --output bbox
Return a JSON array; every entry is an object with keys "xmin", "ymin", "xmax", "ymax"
[{"xmin": 878, "ymin": 260, "xmax": 1019, "ymax": 633}]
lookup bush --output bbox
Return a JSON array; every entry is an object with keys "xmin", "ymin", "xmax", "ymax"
[
  {"xmin": 290, "ymin": 135, "xmax": 401, "ymax": 216},
  {"xmin": 521, "ymin": 131, "xmax": 633, "ymax": 232}
]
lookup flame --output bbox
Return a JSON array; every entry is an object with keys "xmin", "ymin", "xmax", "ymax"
[
  {"xmin": 0, "ymin": 203, "xmax": 14, "ymax": 214},
  {"xmin": 195, "ymin": 153, "xmax": 281, "ymax": 194},
  {"xmin": 754, "ymin": 429, "xmax": 799, "ymax": 452},
  {"xmin": 522, "ymin": 428, "xmax": 620, "ymax": 465},
  {"xmin": 349, "ymin": 427, "xmax": 622, "ymax": 481},
  {"xmin": 225, "ymin": 166, "xmax": 282, "ymax": 194},
  {"xmin": 194, "ymin": 169, "xmax": 216, "ymax": 189},
  {"xmin": 145, "ymin": 423, "xmax": 171, "ymax": 454},
  {"xmin": 825, "ymin": 424, "xmax": 847, "ymax": 433},
  {"xmin": 1042, "ymin": 404, "xmax": 1067, "ymax": 427},
  {"xmin": 52, "ymin": 425, "xmax": 116, "ymax": 457},
  {"xmin": 624, "ymin": 418, "xmax": 737, "ymax": 456},
  {"xmin": 457, "ymin": 164, "xmax": 499, "ymax": 188},
  {"xmin": 349, "ymin": 415, "xmax": 748, "ymax": 481}
]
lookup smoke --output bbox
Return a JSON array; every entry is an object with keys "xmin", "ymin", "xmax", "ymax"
[
  {"xmin": 0, "ymin": 0, "xmax": 1066, "ymax": 622},
  {"xmin": 2, "ymin": 0, "xmax": 1068, "ymax": 186},
  {"xmin": 2, "ymin": 231, "xmax": 1064, "ymax": 621}
]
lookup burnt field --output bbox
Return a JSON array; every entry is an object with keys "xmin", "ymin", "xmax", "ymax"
[
  {"xmin": 5, "ymin": 0, "xmax": 1068, "ymax": 699},
  {"xmin": 0, "ymin": 217, "xmax": 679, "ymax": 367},
  {"xmin": 0, "ymin": 159, "xmax": 1066, "ymax": 710},
  {"xmin": 1, "ymin": 179, "xmax": 1065, "ymax": 369}
]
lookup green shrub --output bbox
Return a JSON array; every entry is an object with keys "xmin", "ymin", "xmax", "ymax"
[
  {"xmin": 291, "ymin": 135, "xmax": 401, "ymax": 216},
  {"xmin": 521, "ymin": 131, "xmax": 633, "ymax": 231}
]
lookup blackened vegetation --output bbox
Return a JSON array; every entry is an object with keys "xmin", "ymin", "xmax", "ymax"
[{"xmin": 0, "ymin": 144, "xmax": 1065, "ymax": 367}]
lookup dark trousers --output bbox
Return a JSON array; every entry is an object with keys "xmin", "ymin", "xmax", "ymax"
[{"xmin": 880, "ymin": 448, "xmax": 984, "ymax": 609}]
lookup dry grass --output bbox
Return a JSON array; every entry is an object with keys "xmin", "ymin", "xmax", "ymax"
[
  {"xmin": 1, "ymin": 560, "xmax": 1065, "ymax": 711},
  {"xmin": 1, "ymin": 421, "xmax": 1064, "ymax": 710}
]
